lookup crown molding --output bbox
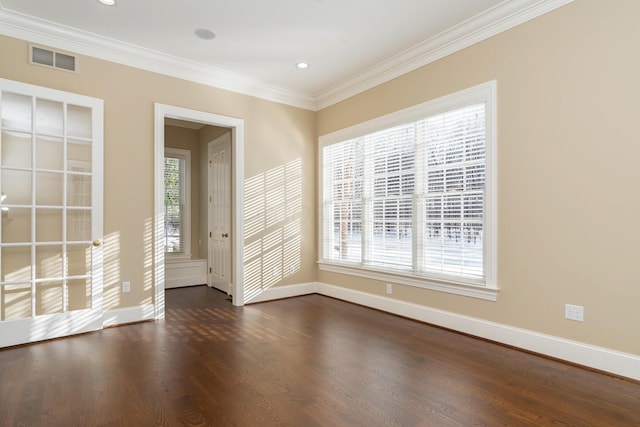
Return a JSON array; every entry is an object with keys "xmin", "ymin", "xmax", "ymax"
[
  {"xmin": 0, "ymin": 1, "xmax": 573, "ymax": 112},
  {"xmin": 314, "ymin": 0, "xmax": 574, "ymax": 110},
  {"xmin": 0, "ymin": 7, "xmax": 317, "ymax": 111}
]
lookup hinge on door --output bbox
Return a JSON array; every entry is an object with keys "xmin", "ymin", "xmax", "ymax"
[
  {"xmin": 209, "ymin": 267, "xmax": 212, "ymax": 273},
  {"xmin": 209, "ymin": 231, "xmax": 212, "ymax": 238},
  {"xmin": 209, "ymin": 195, "xmax": 212, "ymax": 203}
]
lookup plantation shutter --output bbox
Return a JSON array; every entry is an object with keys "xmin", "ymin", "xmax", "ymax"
[
  {"xmin": 363, "ymin": 124, "xmax": 415, "ymax": 270},
  {"xmin": 164, "ymin": 156, "xmax": 185, "ymax": 254},
  {"xmin": 322, "ymin": 139, "xmax": 363, "ymax": 263},
  {"xmin": 417, "ymin": 103, "xmax": 486, "ymax": 280}
]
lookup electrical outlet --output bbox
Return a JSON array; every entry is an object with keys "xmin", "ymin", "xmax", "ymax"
[
  {"xmin": 386, "ymin": 283, "xmax": 393, "ymax": 295},
  {"xmin": 122, "ymin": 281, "xmax": 131, "ymax": 293},
  {"xmin": 565, "ymin": 304, "xmax": 584, "ymax": 322}
]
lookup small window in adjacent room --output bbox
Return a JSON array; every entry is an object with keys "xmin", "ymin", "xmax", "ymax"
[
  {"xmin": 164, "ymin": 148, "xmax": 191, "ymax": 256},
  {"xmin": 318, "ymin": 81, "xmax": 497, "ymax": 300}
]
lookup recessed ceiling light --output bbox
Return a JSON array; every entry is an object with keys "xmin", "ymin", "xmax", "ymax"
[
  {"xmin": 296, "ymin": 62, "xmax": 310, "ymax": 70},
  {"xmin": 97, "ymin": 0, "xmax": 116, "ymax": 5},
  {"xmin": 195, "ymin": 29, "xmax": 216, "ymax": 40}
]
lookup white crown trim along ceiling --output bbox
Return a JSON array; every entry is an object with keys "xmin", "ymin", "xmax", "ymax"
[{"xmin": 0, "ymin": 0, "xmax": 572, "ymax": 111}]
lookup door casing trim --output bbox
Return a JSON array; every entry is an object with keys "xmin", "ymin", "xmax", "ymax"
[{"xmin": 154, "ymin": 104, "xmax": 245, "ymax": 317}]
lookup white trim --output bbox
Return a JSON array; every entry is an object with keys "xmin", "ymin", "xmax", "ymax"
[
  {"xmin": 154, "ymin": 104, "xmax": 245, "ymax": 316},
  {"xmin": 154, "ymin": 107, "xmax": 166, "ymax": 319},
  {"xmin": 318, "ymin": 262, "xmax": 498, "ymax": 301},
  {"xmin": 0, "ymin": 309, "xmax": 103, "ymax": 347},
  {"xmin": 485, "ymin": 81, "xmax": 498, "ymax": 290},
  {"xmin": 231, "ymin": 123, "xmax": 245, "ymax": 306},
  {"xmin": 237, "ymin": 281, "xmax": 640, "ymax": 381},
  {"xmin": 244, "ymin": 283, "xmax": 318, "ymax": 304},
  {"xmin": 0, "ymin": 1, "xmax": 572, "ymax": 111},
  {"xmin": 317, "ymin": 284, "xmax": 640, "ymax": 381},
  {"xmin": 102, "ymin": 304, "xmax": 155, "ymax": 327}
]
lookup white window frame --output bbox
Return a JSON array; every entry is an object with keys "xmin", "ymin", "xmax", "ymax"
[
  {"xmin": 318, "ymin": 81, "xmax": 497, "ymax": 301},
  {"xmin": 164, "ymin": 147, "xmax": 191, "ymax": 258}
]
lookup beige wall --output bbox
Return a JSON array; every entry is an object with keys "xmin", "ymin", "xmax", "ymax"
[
  {"xmin": 0, "ymin": 33, "xmax": 317, "ymax": 311},
  {"xmin": 317, "ymin": 0, "xmax": 640, "ymax": 356}
]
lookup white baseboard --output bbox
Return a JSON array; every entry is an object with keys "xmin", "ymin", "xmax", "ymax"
[
  {"xmin": 316, "ymin": 283, "xmax": 640, "ymax": 381},
  {"xmin": 244, "ymin": 282, "xmax": 318, "ymax": 304},
  {"xmin": 103, "ymin": 304, "xmax": 156, "ymax": 327},
  {"xmin": 241, "ymin": 281, "xmax": 640, "ymax": 381}
]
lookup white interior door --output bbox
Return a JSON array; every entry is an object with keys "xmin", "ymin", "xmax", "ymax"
[
  {"xmin": 208, "ymin": 133, "xmax": 231, "ymax": 294},
  {"xmin": 0, "ymin": 78, "xmax": 103, "ymax": 348}
]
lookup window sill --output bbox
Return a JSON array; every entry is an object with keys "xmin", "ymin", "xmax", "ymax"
[{"xmin": 317, "ymin": 261, "xmax": 498, "ymax": 301}]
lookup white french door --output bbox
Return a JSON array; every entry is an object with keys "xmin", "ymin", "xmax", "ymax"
[
  {"xmin": 208, "ymin": 134, "xmax": 231, "ymax": 294},
  {"xmin": 0, "ymin": 78, "xmax": 103, "ymax": 347}
]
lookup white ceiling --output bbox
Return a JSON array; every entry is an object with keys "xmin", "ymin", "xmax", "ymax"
[{"xmin": 0, "ymin": 0, "xmax": 571, "ymax": 110}]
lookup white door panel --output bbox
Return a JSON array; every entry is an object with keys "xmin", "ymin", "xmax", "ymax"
[
  {"xmin": 208, "ymin": 134, "xmax": 231, "ymax": 294},
  {"xmin": 0, "ymin": 78, "xmax": 103, "ymax": 347}
]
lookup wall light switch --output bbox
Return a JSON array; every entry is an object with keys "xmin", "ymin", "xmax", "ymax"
[{"xmin": 122, "ymin": 281, "xmax": 131, "ymax": 293}]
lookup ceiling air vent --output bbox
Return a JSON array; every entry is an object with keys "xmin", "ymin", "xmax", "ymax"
[{"xmin": 30, "ymin": 45, "xmax": 78, "ymax": 73}]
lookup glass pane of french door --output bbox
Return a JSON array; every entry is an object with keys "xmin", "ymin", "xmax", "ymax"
[{"xmin": 0, "ymin": 78, "xmax": 103, "ymax": 346}]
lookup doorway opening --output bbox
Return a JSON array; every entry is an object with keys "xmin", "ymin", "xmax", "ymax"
[{"xmin": 153, "ymin": 104, "xmax": 245, "ymax": 319}]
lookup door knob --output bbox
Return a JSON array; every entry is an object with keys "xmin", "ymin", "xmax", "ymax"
[
  {"xmin": 92, "ymin": 239, "xmax": 103, "ymax": 247},
  {"xmin": 222, "ymin": 233, "xmax": 229, "ymax": 238}
]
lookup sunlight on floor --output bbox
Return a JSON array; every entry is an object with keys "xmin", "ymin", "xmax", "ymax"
[{"xmin": 166, "ymin": 307, "xmax": 238, "ymax": 342}]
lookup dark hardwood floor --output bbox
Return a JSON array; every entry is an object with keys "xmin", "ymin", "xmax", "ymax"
[{"xmin": 1, "ymin": 286, "xmax": 639, "ymax": 426}]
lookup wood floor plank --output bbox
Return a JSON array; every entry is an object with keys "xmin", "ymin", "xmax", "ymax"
[{"xmin": 1, "ymin": 285, "xmax": 639, "ymax": 426}]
